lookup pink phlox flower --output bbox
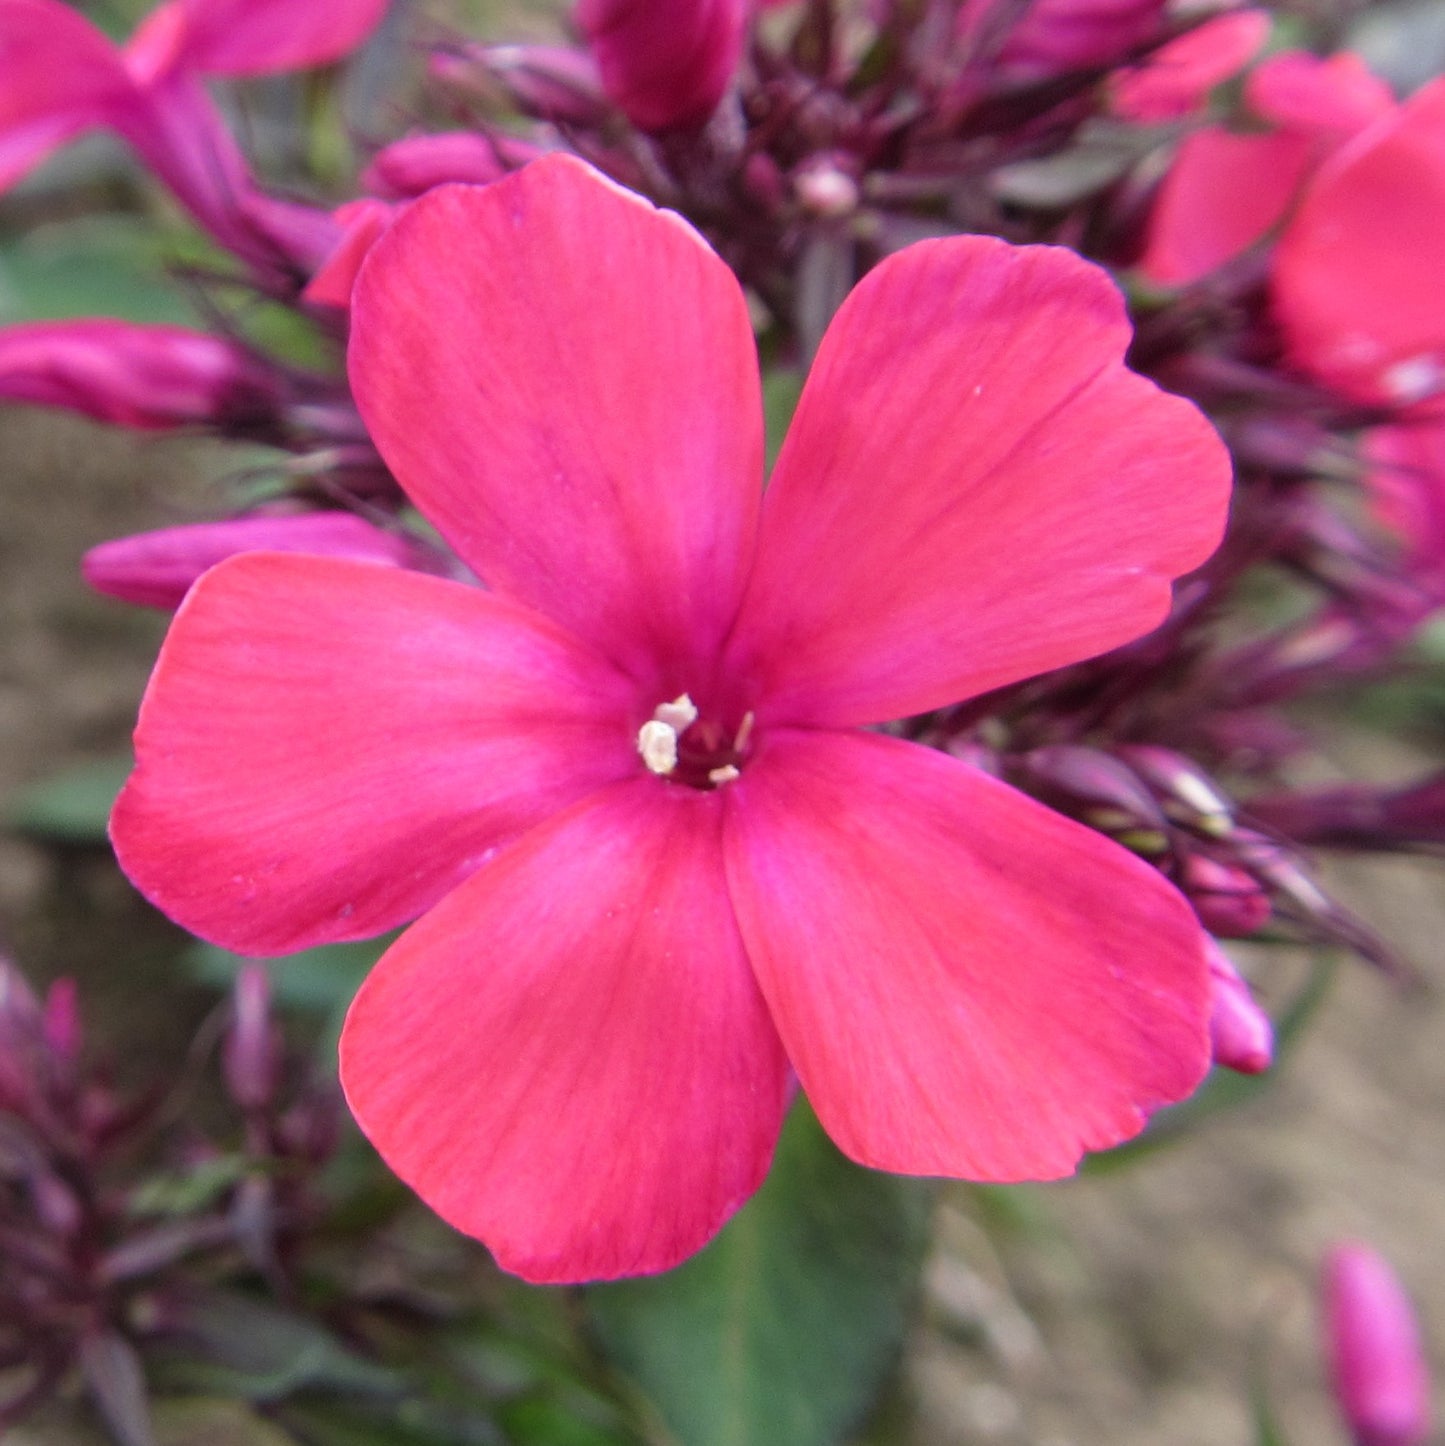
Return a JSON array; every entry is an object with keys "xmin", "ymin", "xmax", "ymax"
[
  {"xmin": 1137, "ymin": 49, "xmax": 1396, "ymax": 286},
  {"xmin": 0, "ymin": 0, "xmax": 386, "ymax": 278},
  {"xmin": 111, "ymin": 155, "xmax": 1232, "ymax": 1284}
]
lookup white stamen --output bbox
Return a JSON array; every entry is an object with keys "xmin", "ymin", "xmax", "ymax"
[
  {"xmin": 733, "ymin": 711, "xmax": 755, "ymax": 754},
  {"xmin": 653, "ymin": 694, "xmax": 699, "ymax": 734},
  {"xmin": 637, "ymin": 693, "xmax": 698, "ymax": 777},
  {"xmin": 638, "ymin": 720, "xmax": 679, "ymax": 775},
  {"xmin": 708, "ymin": 765, "xmax": 741, "ymax": 786}
]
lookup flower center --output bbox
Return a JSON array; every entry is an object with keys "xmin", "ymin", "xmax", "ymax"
[{"xmin": 636, "ymin": 694, "xmax": 753, "ymax": 790}]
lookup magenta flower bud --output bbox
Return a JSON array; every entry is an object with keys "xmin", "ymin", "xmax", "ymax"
[
  {"xmin": 576, "ymin": 0, "xmax": 747, "ymax": 132},
  {"xmin": 83, "ymin": 513, "xmax": 416, "ymax": 612},
  {"xmin": 0, "ymin": 321, "xmax": 278, "ymax": 432},
  {"xmin": 958, "ymin": 0, "xmax": 1168, "ymax": 81},
  {"xmin": 1183, "ymin": 854, "xmax": 1271, "ymax": 937},
  {"xmin": 223, "ymin": 964, "xmax": 280, "ymax": 1112},
  {"xmin": 453, "ymin": 44, "xmax": 605, "ymax": 125},
  {"xmin": 362, "ymin": 131, "xmax": 545, "ymax": 200},
  {"xmin": 1324, "ymin": 1244, "xmax": 1432, "ymax": 1446},
  {"xmin": 1204, "ymin": 940, "xmax": 1272, "ymax": 1073}
]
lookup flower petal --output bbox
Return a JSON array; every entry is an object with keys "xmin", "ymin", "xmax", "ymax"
[
  {"xmin": 127, "ymin": 0, "xmax": 389, "ymax": 79},
  {"xmin": 0, "ymin": 0, "xmax": 137, "ymax": 189},
  {"xmin": 340, "ymin": 780, "xmax": 790, "ymax": 1284},
  {"xmin": 722, "ymin": 729, "xmax": 1210, "ymax": 1179},
  {"xmin": 1273, "ymin": 79, "xmax": 1445, "ymax": 405},
  {"xmin": 111, "ymin": 553, "xmax": 637, "ymax": 955},
  {"xmin": 1137, "ymin": 125, "xmax": 1315, "ymax": 285},
  {"xmin": 727, "ymin": 236, "xmax": 1231, "ymax": 728},
  {"xmin": 348, "ymin": 154, "xmax": 763, "ymax": 687}
]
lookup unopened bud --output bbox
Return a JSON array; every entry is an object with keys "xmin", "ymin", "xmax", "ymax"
[
  {"xmin": 577, "ymin": 0, "xmax": 748, "ymax": 133},
  {"xmin": 31, "ymin": 1172, "xmax": 84, "ymax": 1237},
  {"xmin": 794, "ymin": 157, "xmax": 860, "ymax": 219},
  {"xmin": 958, "ymin": 0, "xmax": 1168, "ymax": 80},
  {"xmin": 1324, "ymin": 1244, "xmax": 1431, "ymax": 1446},
  {"xmin": 1182, "ymin": 854, "xmax": 1271, "ymax": 936},
  {"xmin": 1114, "ymin": 744, "xmax": 1235, "ymax": 837},
  {"xmin": 362, "ymin": 131, "xmax": 545, "ymax": 200},
  {"xmin": 223, "ymin": 965, "xmax": 280, "ymax": 1112},
  {"xmin": 83, "ymin": 512, "xmax": 415, "ymax": 612},
  {"xmin": 0, "ymin": 321, "xmax": 279, "ymax": 431},
  {"xmin": 1011, "ymin": 746, "xmax": 1170, "ymax": 854},
  {"xmin": 1205, "ymin": 940, "xmax": 1273, "ymax": 1074},
  {"xmin": 461, "ymin": 44, "xmax": 606, "ymax": 124}
]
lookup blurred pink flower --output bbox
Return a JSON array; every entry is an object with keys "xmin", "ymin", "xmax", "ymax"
[
  {"xmin": 1109, "ymin": 10, "xmax": 1271, "ymax": 122},
  {"xmin": 577, "ymin": 0, "xmax": 747, "ymax": 132},
  {"xmin": 1273, "ymin": 79, "xmax": 1445, "ymax": 405},
  {"xmin": 112, "ymin": 155, "xmax": 1231, "ymax": 1283},
  {"xmin": 1324, "ymin": 1244, "xmax": 1432, "ymax": 1446},
  {"xmin": 0, "ymin": 0, "xmax": 388, "ymax": 274},
  {"xmin": 1138, "ymin": 50, "xmax": 1394, "ymax": 287}
]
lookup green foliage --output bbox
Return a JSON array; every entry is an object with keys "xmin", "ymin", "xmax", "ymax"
[
  {"xmin": 7, "ymin": 754, "xmax": 132, "ymax": 843},
  {"xmin": 587, "ymin": 1101, "xmax": 933, "ymax": 1446}
]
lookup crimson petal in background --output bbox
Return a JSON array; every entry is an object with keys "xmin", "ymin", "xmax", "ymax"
[
  {"xmin": 728, "ymin": 236, "xmax": 1230, "ymax": 728},
  {"xmin": 1274, "ymin": 80, "xmax": 1445, "ymax": 406},
  {"xmin": 349, "ymin": 155, "xmax": 763, "ymax": 690},
  {"xmin": 111, "ymin": 554, "xmax": 638, "ymax": 955},
  {"xmin": 341, "ymin": 781, "xmax": 791, "ymax": 1284},
  {"xmin": 723, "ymin": 730, "xmax": 1210, "ymax": 1180},
  {"xmin": 0, "ymin": 0, "xmax": 137, "ymax": 189},
  {"xmin": 131, "ymin": 0, "xmax": 392, "ymax": 78},
  {"xmin": 1138, "ymin": 127, "xmax": 1317, "ymax": 286}
]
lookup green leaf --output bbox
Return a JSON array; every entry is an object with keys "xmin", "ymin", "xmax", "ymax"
[
  {"xmin": 587, "ymin": 1100, "xmax": 933, "ymax": 1446},
  {"xmin": 7, "ymin": 755, "xmax": 132, "ymax": 844},
  {"xmin": 0, "ymin": 217, "xmax": 196, "ymax": 325},
  {"xmin": 761, "ymin": 369, "xmax": 804, "ymax": 471}
]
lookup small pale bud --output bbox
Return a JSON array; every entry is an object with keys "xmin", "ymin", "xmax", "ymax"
[
  {"xmin": 1205, "ymin": 941, "xmax": 1273, "ymax": 1074},
  {"xmin": 1324, "ymin": 1244, "xmax": 1431, "ymax": 1446},
  {"xmin": 223, "ymin": 965, "xmax": 281, "ymax": 1112}
]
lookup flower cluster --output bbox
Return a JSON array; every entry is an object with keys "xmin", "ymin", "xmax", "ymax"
[{"xmin": 1, "ymin": 0, "xmax": 1441, "ymax": 1284}]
